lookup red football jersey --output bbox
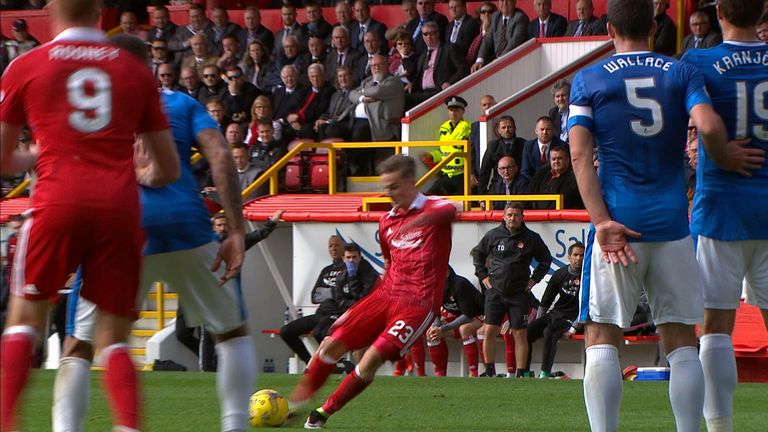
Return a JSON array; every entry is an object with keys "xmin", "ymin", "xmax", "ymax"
[
  {"xmin": 378, "ymin": 193, "xmax": 456, "ymax": 311},
  {"xmin": 0, "ymin": 28, "xmax": 168, "ymax": 211}
]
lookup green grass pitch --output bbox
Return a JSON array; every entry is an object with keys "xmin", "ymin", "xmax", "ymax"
[{"xmin": 16, "ymin": 370, "xmax": 768, "ymax": 431}]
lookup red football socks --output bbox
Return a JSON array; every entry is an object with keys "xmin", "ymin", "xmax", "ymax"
[
  {"xmin": 1, "ymin": 330, "xmax": 35, "ymax": 431},
  {"xmin": 102, "ymin": 345, "xmax": 140, "ymax": 430},
  {"xmin": 503, "ymin": 333, "xmax": 517, "ymax": 373},
  {"xmin": 410, "ymin": 341, "xmax": 426, "ymax": 377},
  {"xmin": 463, "ymin": 338, "xmax": 479, "ymax": 377},
  {"xmin": 428, "ymin": 340, "xmax": 448, "ymax": 376},
  {"xmin": 321, "ymin": 370, "xmax": 372, "ymax": 416},
  {"xmin": 292, "ymin": 355, "xmax": 337, "ymax": 402}
]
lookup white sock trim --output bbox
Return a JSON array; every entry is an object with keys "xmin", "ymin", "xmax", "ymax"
[
  {"xmin": 585, "ymin": 344, "xmax": 618, "ymax": 361},
  {"xmin": 2, "ymin": 325, "xmax": 38, "ymax": 340},
  {"xmin": 96, "ymin": 342, "xmax": 130, "ymax": 365},
  {"xmin": 700, "ymin": 333, "xmax": 732, "ymax": 349},
  {"xmin": 319, "ymin": 353, "xmax": 339, "ymax": 365},
  {"xmin": 463, "ymin": 336, "xmax": 476, "ymax": 345}
]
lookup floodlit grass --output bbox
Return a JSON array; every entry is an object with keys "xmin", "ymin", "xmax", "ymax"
[{"xmin": 16, "ymin": 370, "xmax": 768, "ymax": 431}]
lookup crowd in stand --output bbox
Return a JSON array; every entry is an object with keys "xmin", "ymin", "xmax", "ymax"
[{"xmin": 2, "ymin": 0, "xmax": 767, "ymax": 203}]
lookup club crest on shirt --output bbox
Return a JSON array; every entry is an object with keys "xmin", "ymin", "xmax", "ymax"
[
  {"xmin": 496, "ymin": 243, "xmax": 505, "ymax": 252},
  {"xmin": 391, "ymin": 229, "xmax": 423, "ymax": 249}
]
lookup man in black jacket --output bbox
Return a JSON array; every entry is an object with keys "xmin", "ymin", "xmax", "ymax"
[
  {"xmin": 525, "ymin": 241, "xmax": 584, "ymax": 378},
  {"xmin": 280, "ymin": 239, "xmax": 378, "ymax": 366},
  {"xmin": 472, "ymin": 202, "xmax": 552, "ymax": 377}
]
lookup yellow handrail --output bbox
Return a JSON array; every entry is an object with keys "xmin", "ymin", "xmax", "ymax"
[
  {"xmin": 155, "ymin": 282, "xmax": 165, "ymax": 331},
  {"xmin": 3, "ymin": 178, "xmax": 30, "ymax": 199},
  {"xmin": 239, "ymin": 140, "xmax": 471, "ymax": 200},
  {"xmin": 361, "ymin": 194, "xmax": 564, "ymax": 211}
]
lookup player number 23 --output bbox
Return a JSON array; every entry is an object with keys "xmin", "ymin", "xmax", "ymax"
[
  {"xmin": 387, "ymin": 320, "xmax": 414, "ymax": 344},
  {"xmin": 67, "ymin": 67, "xmax": 112, "ymax": 133}
]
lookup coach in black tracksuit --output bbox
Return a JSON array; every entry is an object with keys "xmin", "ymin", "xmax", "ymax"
[
  {"xmin": 526, "ymin": 241, "xmax": 584, "ymax": 378},
  {"xmin": 472, "ymin": 201, "xmax": 552, "ymax": 377}
]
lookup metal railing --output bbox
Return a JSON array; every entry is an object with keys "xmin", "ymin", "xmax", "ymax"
[
  {"xmin": 240, "ymin": 140, "xmax": 472, "ymax": 200},
  {"xmin": 361, "ymin": 193, "xmax": 564, "ymax": 211},
  {"xmin": 3, "ymin": 178, "xmax": 30, "ymax": 199}
]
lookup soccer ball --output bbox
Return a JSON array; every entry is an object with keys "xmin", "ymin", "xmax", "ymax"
[{"xmin": 249, "ymin": 389, "xmax": 289, "ymax": 427}]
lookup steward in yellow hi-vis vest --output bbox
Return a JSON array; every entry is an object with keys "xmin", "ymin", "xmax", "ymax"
[{"xmin": 424, "ymin": 95, "xmax": 472, "ymax": 195}]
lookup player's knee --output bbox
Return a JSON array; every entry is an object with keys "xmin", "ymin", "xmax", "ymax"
[
  {"xmin": 61, "ymin": 336, "xmax": 95, "ymax": 361},
  {"xmin": 213, "ymin": 324, "xmax": 248, "ymax": 343},
  {"xmin": 317, "ymin": 337, "xmax": 346, "ymax": 361}
]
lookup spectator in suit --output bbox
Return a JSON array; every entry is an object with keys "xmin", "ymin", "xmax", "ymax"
[
  {"xmin": 272, "ymin": 65, "xmax": 309, "ymax": 126},
  {"xmin": 389, "ymin": 31, "xmax": 419, "ymax": 88},
  {"xmin": 527, "ymin": 146, "xmax": 582, "ymax": 209},
  {"xmin": 240, "ymin": 40, "xmax": 279, "ymax": 94},
  {"xmin": 471, "ymin": 0, "xmax": 530, "ymax": 73},
  {"xmin": 325, "ymin": 26, "xmax": 364, "ymax": 88},
  {"xmin": 478, "ymin": 115, "xmax": 526, "ymax": 193},
  {"xmin": 697, "ymin": 0, "xmax": 720, "ymax": 35},
  {"xmin": 286, "ymin": 64, "xmax": 335, "ymax": 138},
  {"xmin": 222, "ymin": 65, "xmax": 262, "ymax": 125},
  {"xmin": 335, "ymin": 0, "xmax": 354, "ymax": 31},
  {"xmin": 246, "ymin": 96, "xmax": 284, "ymax": 145},
  {"xmin": 305, "ymin": 35, "xmax": 328, "ymax": 66},
  {"xmin": 157, "ymin": 63, "xmax": 179, "ymax": 91},
  {"xmin": 652, "ymin": 0, "xmax": 676, "ymax": 56},
  {"xmin": 210, "ymin": 7, "xmax": 245, "ymax": 55},
  {"xmin": 520, "ymin": 116, "xmax": 567, "ymax": 181},
  {"xmin": 304, "ymin": 0, "xmax": 334, "ymax": 42},
  {"xmin": 176, "ymin": 3, "xmax": 216, "ymax": 56},
  {"xmin": 468, "ymin": 94, "xmax": 497, "ymax": 184},
  {"xmin": 243, "ymin": 6, "xmax": 275, "ymax": 55},
  {"xmin": 407, "ymin": 21, "xmax": 469, "ymax": 108},
  {"xmin": 148, "ymin": 6, "xmax": 183, "ymax": 61},
  {"xmin": 274, "ymin": 3, "xmax": 306, "ymax": 57},
  {"xmin": 406, "ymin": 0, "xmax": 450, "ymax": 54},
  {"xmin": 149, "ymin": 38, "xmax": 177, "ymax": 78},
  {"xmin": 547, "ymin": 79, "xmax": 570, "ymax": 143},
  {"xmin": 181, "ymin": 34, "xmax": 219, "ymax": 76},
  {"xmin": 466, "ymin": 1, "xmax": 498, "ymax": 65},
  {"xmin": 217, "ymin": 35, "xmax": 243, "ymax": 71},
  {"xmin": 528, "ymin": 0, "xmax": 567, "ymax": 39},
  {"xmin": 347, "ymin": 55, "xmax": 406, "ymax": 174},
  {"xmin": 198, "ymin": 64, "xmax": 227, "ymax": 106},
  {"xmin": 446, "ymin": 0, "xmax": 481, "ymax": 56},
  {"xmin": 488, "ymin": 156, "xmax": 528, "ymax": 209},
  {"xmin": 401, "ymin": 0, "xmax": 419, "ymax": 23},
  {"xmin": 566, "ymin": 0, "xmax": 606, "ymax": 36},
  {"xmin": 274, "ymin": 35, "xmax": 310, "ymax": 85},
  {"xmin": 350, "ymin": 0, "xmax": 388, "ymax": 55},
  {"xmin": 179, "ymin": 66, "xmax": 203, "ymax": 100},
  {"xmin": 360, "ymin": 31, "xmax": 385, "ymax": 80},
  {"xmin": 314, "ymin": 67, "xmax": 357, "ymax": 141},
  {"xmin": 680, "ymin": 11, "xmax": 722, "ymax": 55}
]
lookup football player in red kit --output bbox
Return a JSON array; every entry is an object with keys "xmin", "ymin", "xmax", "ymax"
[{"xmin": 289, "ymin": 155, "xmax": 457, "ymax": 429}]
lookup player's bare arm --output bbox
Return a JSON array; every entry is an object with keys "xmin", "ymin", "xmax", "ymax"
[
  {"xmin": 135, "ymin": 129, "xmax": 180, "ymax": 187},
  {"xmin": 0, "ymin": 122, "xmax": 37, "ymax": 174},
  {"xmin": 690, "ymin": 104, "xmax": 765, "ymax": 176},
  {"xmin": 197, "ymin": 128, "xmax": 245, "ymax": 282},
  {"xmin": 570, "ymin": 125, "xmax": 640, "ymax": 266}
]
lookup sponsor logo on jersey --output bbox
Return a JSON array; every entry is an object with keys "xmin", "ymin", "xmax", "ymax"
[
  {"xmin": 392, "ymin": 229, "xmax": 423, "ymax": 249},
  {"xmin": 23, "ymin": 284, "xmax": 39, "ymax": 295}
]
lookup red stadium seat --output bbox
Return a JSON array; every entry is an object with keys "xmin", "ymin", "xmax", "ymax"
[
  {"xmin": 284, "ymin": 156, "xmax": 304, "ymax": 192},
  {"xmin": 309, "ymin": 154, "xmax": 330, "ymax": 192}
]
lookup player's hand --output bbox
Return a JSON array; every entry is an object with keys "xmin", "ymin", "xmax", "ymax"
[
  {"xmin": 470, "ymin": 62, "xmax": 483, "ymax": 73},
  {"xmin": 133, "ymin": 137, "xmax": 151, "ymax": 170},
  {"xmin": 500, "ymin": 320, "xmax": 511, "ymax": 335},
  {"xmin": 427, "ymin": 326, "xmax": 442, "ymax": 341},
  {"xmin": 481, "ymin": 276, "xmax": 492, "ymax": 290},
  {"xmin": 594, "ymin": 220, "xmax": 641, "ymax": 267},
  {"xmin": 724, "ymin": 138, "xmax": 765, "ymax": 177},
  {"xmin": 270, "ymin": 209, "xmax": 285, "ymax": 222},
  {"xmin": 212, "ymin": 230, "xmax": 245, "ymax": 284},
  {"xmin": 526, "ymin": 279, "xmax": 536, "ymax": 291}
]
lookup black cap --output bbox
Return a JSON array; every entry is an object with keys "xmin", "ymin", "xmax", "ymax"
[
  {"xmin": 445, "ymin": 95, "xmax": 467, "ymax": 109},
  {"xmin": 12, "ymin": 19, "xmax": 28, "ymax": 31}
]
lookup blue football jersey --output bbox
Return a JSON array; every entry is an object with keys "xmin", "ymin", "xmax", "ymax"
[
  {"xmin": 568, "ymin": 52, "xmax": 711, "ymax": 242},
  {"xmin": 140, "ymin": 90, "xmax": 218, "ymax": 255},
  {"xmin": 681, "ymin": 42, "xmax": 768, "ymax": 241}
]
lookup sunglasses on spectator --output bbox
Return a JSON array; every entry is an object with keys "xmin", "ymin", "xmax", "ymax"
[
  {"xmin": 151, "ymin": 46, "xmax": 167, "ymax": 50},
  {"xmin": 227, "ymin": 74, "xmax": 242, "ymax": 79},
  {"xmin": 480, "ymin": 9, "xmax": 493, "ymax": 14},
  {"xmin": 203, "ymin": 74, "xmax": 217, "ymax": 78},
  {"xmin": 687, "ymin": 126, "xmax": 697, "ymax": 131},
  {"xmin": 159, "ymin": 73, "xmax": 174, "ymax": 77},
  {"xmin": 422, "ymin": 31, "xmax": 437, "ymax": 36}
]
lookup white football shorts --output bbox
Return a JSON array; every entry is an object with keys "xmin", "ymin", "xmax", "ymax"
[
  {"xmin": 580, "ymin": 234, "xmax": 703, "ymax": 328},
  {"xmin": 696, "ymin": 236, "xmax": 768, "ymax": 310}
]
